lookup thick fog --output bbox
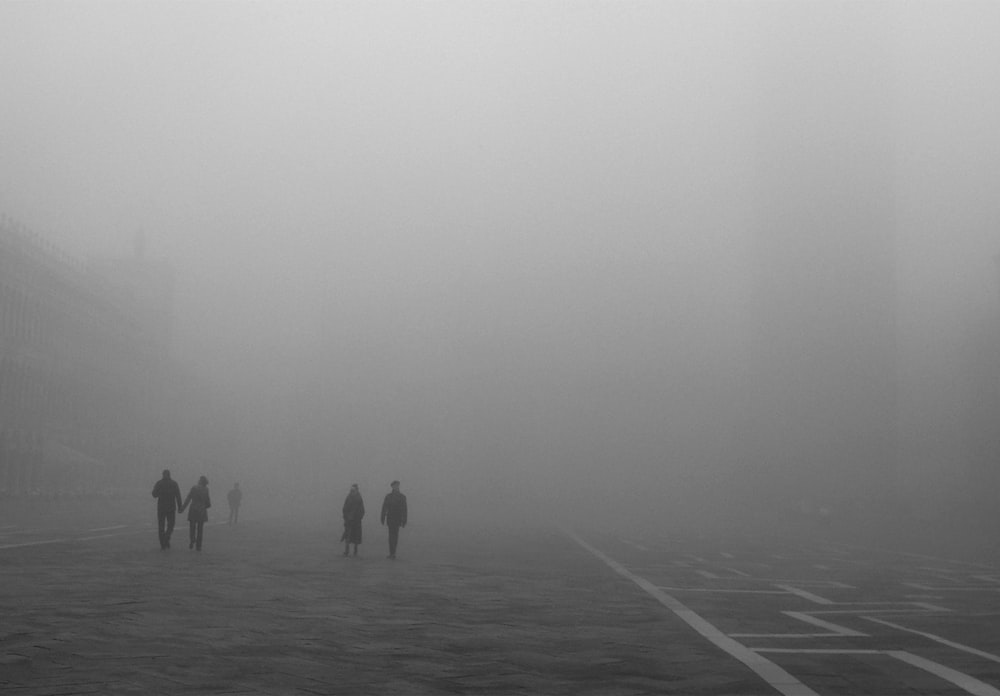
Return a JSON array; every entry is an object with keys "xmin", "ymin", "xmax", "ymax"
[{"xmin": 2, "ymin": 2, "xmax": 1000, "ymax": 534}]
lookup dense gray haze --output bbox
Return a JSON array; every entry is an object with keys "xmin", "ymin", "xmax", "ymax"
[{"xmin": 3, "ymin": 2, "xmax": 1000, "ymax": 532}]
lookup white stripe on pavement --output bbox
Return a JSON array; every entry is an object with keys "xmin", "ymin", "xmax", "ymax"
[
  {"xmin": 660, "ymin": 587, "xmax": 788, "ymax": 594},
  {"xmin": 567, "ymin": 530, "xmax": 820, "ymax": 696},
  {"xmin": 865, "ymin": 617, "xmax": 1000, "ymax": 664},
  {"xmin": 730, "ymin": 611, "xmax": 865, "ymax": 639},
  {"xmin": 723, "ymin": 567, "xmax": 751, "ymax": 577},
  {"xmin": 774, "ymin": 585, "xmax": 833, "ymax": 605},
  {"xmin": 889, "ymin": 651, "xmax": 1000, "ymax": 696},
  {"xmin": 77, "ymin": 529, "xmax": 145, "ymax": 541},
  {"xmin": 621, "ymin": 539, "xmax": 648, "ymax": 552},
  {"xmin": 750, "ymin": 648, "xmax": 1000, "ymax": 695},
  {"xmin": 0, "ymin": 538, "xmax": 69, "ymax": 550}
]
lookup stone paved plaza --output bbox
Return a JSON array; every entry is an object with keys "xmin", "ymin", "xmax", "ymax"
[{"xmin": 3, "ymin": 499, "xmax": 1000, "ymax": 695}]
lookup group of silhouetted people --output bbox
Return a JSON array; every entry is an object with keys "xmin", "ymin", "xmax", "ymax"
[
  {"xmin": 151, "ymin": 470, "xmax": 212, "ymax": 550},
  {"xmin": 152, "ymin": 470, "xmax": 241, "ymax": 552},
  {"xmin": 151, "ymin": 470, "xmax": 407, "ymax": 558},
  {"xmin": 341, "ymin": 480, "xmax": 408, "ymax": 559}
]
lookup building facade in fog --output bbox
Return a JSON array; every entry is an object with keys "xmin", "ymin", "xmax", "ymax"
[
  {"xmin": 0, "ymin": 217, "xmax": 176, "ymax": 495},
  {"xmin": 743, "ymin": 5, "xmax": 898, "ymax": 513}
]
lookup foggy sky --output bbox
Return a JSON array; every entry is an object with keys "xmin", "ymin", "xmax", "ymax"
[{"xmin": 3, "ymin": 2, "xmax": 1000, "ymax": 526}]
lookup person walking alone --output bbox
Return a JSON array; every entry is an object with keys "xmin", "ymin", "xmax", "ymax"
[
  {"xmin": 227, "ymin": 482, "xmax": 242, "ymax": 524},
  {"xmin": 341, "ymin": 483, "xmax": 364, "ymax": 556},
  {"xmin": 380, "ymin": 480, "xmax": 407, "ymax": 560},
  {"xmin": 151, "ymin": 469, "xmax": 183, "ymax": 550},
  {"xmin": 181, "ymin": 476, "xmax": 211, "ymax": 551}
]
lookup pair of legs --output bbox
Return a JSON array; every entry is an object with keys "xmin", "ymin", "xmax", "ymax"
[
  {"xmin": 387, "ymin": 523, "xmax": 401, "ymax": 559},
  {"xmin": 228, "ymin": 505, "xmax": 239, "ymax": 524},
  {"xmin": 157, "ymin": 509, "xmax": 176, "ymax": 549},
  {"xmin": 189, "ymin": 521, "xmax": 205, "ymax": 550},
  {"xmin": 343, "ymin": 541, "xmax": 358, "ymax": 556}
]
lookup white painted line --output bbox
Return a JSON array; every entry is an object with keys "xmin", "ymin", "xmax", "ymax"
[
  {"xmin": 723, "ymin": 567, "xmax": 751, "ymax": 577},
  {"xmin": 730, "ymin": 611, "xmax": 865, "ymax": 639},
  {"xmin": 77, "ymin": 529, "xmax": 144, "ymax": 541},
  {"xmin": 0, "ymin": 538, "xmax": 68, "ymax": 550},
  {"xmin": 864, "ymin": 617, "xmax": 1000, "ymax": 664},
  {"xmin": 86, "ymin": 524, "xmax": 129, "ymax": 532},
  {"xmin": 829, "ymin": 540, "xmax": 999, "ymax": 571},
  {"xmin": 568, "ymin": 530, "xmax": 820, "ymax": 696},
  {"xmin": 808, "ymin": 607, "xmax": 948, "ymax": 615},
  {"xmin": 720, "ymin": 552, "xmax": 734, "ymax": 559},
  {"xmin": 812, "ymin": 564, "xmax": 829, "ymax": 571},
  {"xmin": 660, "ymin": 587, "xmax": 788, "ymax": 594},
  {"xmin": 673, "ymin": 576, "xmax": 850, "ymax": 588},
  {"xmin": 889, "ymin": 650, "xmax": 1000, "ymax": 696},
  {"xmin": 631, "ymin": 565, "xmax": 678, "ymax": 572},
  {"xmin": 754, "ymin": 648, "xmax": 881, "ymax": 654},
  {"xmin": 621, "ymin": 539, "xmax": 648, "ymax": 552},
  {"xmin": 784, "ymin": 611, "xmax": 866, "ymax": 636},
  {"xmin": 775, "ymin": 585, "xmax": 833, "ymax": 605},
  {"xmin": 733, "ymin": 633, "xmax": 850, "ymax": 639},
  {"xmin": 784, "ymin": 580, "xmax": 855, "ymax": 589},
  {"xmin": 750, "ymin": 647, "xmax": 1000, "ymax": 695},
  {"xmin": 926, "ymin": 574, "xmax": 964, "ymax": 584},
  {"xmin": 906, "ymin": 585, "xmax": 1000, "ymax": 592},
  {"xmin": 973, "ymin": 575, "xmax": 1000, "ymax": 584},
  {"xmin": 911, "ymin": 602, "xmax": 951, "ymax": 611},
  {"xmin": 689, "ymin": 556, "xmax": 707, "ymax": 563},
  {"xmin": 799, "ymin": 600, "xmax": 948, "ymax": 610},
  {"xmin": 697, "ymin": 570, "xmax": 719, "ymax": 580}
]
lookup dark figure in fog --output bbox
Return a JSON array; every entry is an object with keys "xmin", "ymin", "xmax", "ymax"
[
  {"xmin": 341, "ymin": 484, "xmax": 364, "ymax": 556},
  {"xmin": 227, "ymin": 482, "xmax": 242, "ymax": 524},
  {"xmin": 151, "ymin": 469, "xmax": 183, "ymax": 550},
  {"xmin": 380, "ymin": 480, "xmax": 407, "ymax": 560},
  {"xmin": 181, "ymin": 476, "xmax": 211, "ymax": 551}
]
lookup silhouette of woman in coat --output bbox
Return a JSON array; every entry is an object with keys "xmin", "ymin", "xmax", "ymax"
[
  {"xmin": 341, "ymin": 484, "xmax": 364, "ymax": 556},
  {"xmin": 181, "ymin": 476, "xmax": 211, "ymax": 551}
]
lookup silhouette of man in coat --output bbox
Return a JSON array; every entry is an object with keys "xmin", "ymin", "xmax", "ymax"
[
  {"xmin": 380, "ymin": 480, "xmax": 407, "ymax": 559},
  {"xmin": 227, "ymin": 482, "xmax": 242, "ymax": 524},
  {"xmin": 151, "ymin": 469, "xmax": 183, "ymax": 549}
]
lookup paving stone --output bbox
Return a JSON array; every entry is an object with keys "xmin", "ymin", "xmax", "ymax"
[{"xmin": 5, "ymin": 502, "xmax": 1000, "ymax": 694}]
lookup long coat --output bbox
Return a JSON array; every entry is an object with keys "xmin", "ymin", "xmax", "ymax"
[
  {"xmin": 152, "ymin": 478, "xmax": 183, "ymax": 513},
  {"xmin": 341, "ymin": 490, "xmax": 365, "ymax": 544},
  {"xmin": 184, "ymin": 484, "xmax": 211, "ymax": 523},
  {"xmin": 380, "ymin": 491, "xmax": 408, "ymax": 527}
]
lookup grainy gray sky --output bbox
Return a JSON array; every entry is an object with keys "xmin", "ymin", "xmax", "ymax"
[
  {"xmin": 1, "ymin": 2, "xmax": 755, "ymax": 372},
  {"xmin": 2, "ymin": 2, "xmax": 1000, "ymax": 522}
]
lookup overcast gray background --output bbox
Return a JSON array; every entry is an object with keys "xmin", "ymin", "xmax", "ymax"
[{"xmin": 2, "ymin": 2, "xmax": 999, "ymax": 530}]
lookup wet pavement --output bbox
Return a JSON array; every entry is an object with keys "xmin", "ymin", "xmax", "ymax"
[{"xmin": 2, "ymin": 500, "xmax": 1000, "ymax": 695}]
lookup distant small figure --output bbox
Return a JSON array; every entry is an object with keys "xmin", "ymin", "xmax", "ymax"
[
  {"xmin": 227, "ymin": 482, "xmax": 242, "ymax": 524},
  {"xmin": 151, "ymin": 469, "xmax": 184, "ymax": 550},
  {"xmin": 380, "ymin": 480, "xmax": 408, "ymax": 560},
  {"xmin": 181, "ymin": 476, "xmax": 211, "ymax": 551},
  {"xmin": 341, "ymin": 483, "xmax": 365, "ymax": 557}
]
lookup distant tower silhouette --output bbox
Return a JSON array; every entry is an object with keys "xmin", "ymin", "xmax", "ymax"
[{"xmin": 744, "ymin": 4, "xmax": 898, "ymax": 510}]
